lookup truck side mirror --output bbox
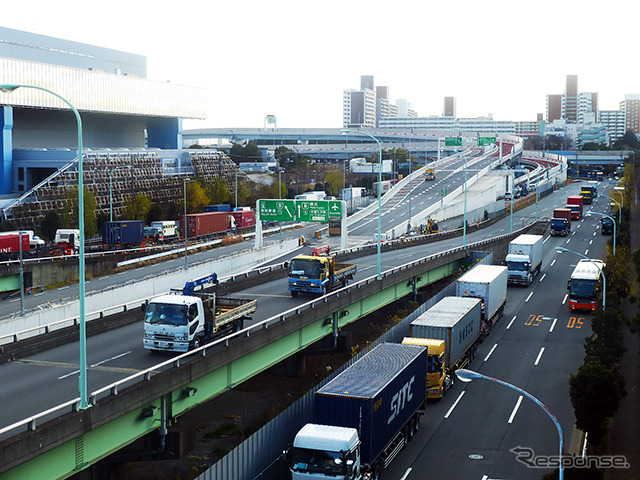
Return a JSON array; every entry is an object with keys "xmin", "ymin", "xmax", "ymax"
[
  {"xmin": 283, "ymin": 262, "xmax": 289, "ymax": 269},
  {"xmin": 567, "ymin": 280, "xmax": 571, "ymax": 290},
  {"xmin": 345, "ymin": 459, "xmax": 354, "ymax": 476}
]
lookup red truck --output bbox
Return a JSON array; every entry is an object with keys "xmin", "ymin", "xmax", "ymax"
[
  {"xmin": 230, "ymin": 210, "xmax": 256, "ymax": 229},
  {"xmin": 0, "ymin": 234, "xmax": 32, "ymax": 259},
  {"xmin": 181, "ymin": 212, "xmax": 230, "ymax": 238},
  {"xmin": 551, "ymin": 208, "xmax": 572, "ymax": 236},
  {"xmin": 566, "ymin": 195, "xmax": 584, "ymax": 220}
]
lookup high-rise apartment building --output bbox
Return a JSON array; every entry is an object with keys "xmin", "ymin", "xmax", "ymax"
[
  {"xmin": 343, "ymin": 88, "xmax": 376, "ymax": 128},
  {"xmin": 546, "ymin": 94, "xmax": 562, "ymax": 122},
  {"xmin": 563, "ymin": 75, "xmax": 578, "ymax": 121},
  {"xmin": 599, "ymin": 110, "xmax": 626, "ymax": 142},
  {"xmin": 578, "ymin": 92, "xmax": 598, "ymax": 123},
  {"xmin": 621, "ymin": 94, "xmax": 640, "ymax": 134},
  {"xmin": 396, "ymin": 99, "xmax": 417, "ymax": 117},
  {"xmin": 444, "ymin": 97, "xmax": 456, "ymax": 117}
]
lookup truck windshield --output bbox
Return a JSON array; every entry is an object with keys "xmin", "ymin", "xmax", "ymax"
[
  {"xmin": 570, "ymin": 279, "xmax": 597, "ymax": 299},
  {"xmin": 289, "ymin": 259, "xmax": 322, "ymax": 279},
  {"xmin": 551, "ymin": 219, "xmax": 566, "ymax": 228},
  {"xmin": 506, "ymin": 260, "xmax": 528, "ymax": 271},
  {"xmin": 428, "ymin": 354, "xmax": 443, "ymax": 373},
  {"xmin": 291, "ymin": 448, "xmax": 346, "ymax": 476},
  {"xmin": 145, "ymin": 303, "xmax": 187, "ymax": 325}
]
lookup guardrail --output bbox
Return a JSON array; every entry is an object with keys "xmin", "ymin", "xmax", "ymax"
[{"xmin": 0, "ymin": 221, "xmax": 534, "ymax": 439}]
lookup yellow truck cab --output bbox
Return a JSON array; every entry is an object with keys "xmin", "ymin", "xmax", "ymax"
[
  {"xmin": 286, "ymin": 253, "xmax": 357, "ymax": 297},
  {"xmin": 402, "ymin": 337, "xmax": 449, "ymax": 399}
]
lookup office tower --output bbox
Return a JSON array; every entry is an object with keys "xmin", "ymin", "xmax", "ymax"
[
  {"xmin": 444, "ymin": 97, "xmax": 456, "ymax": 117},
  {"xmin": 361, "ymin": 75, "xmax": 375, "ymax": 91},
  {"xmin": 621, "ymin": 94, "xmax": 640, "ymax": 134},
  {"xmin": 547, "ymin": 94, "xmax": 562, "ymax": 122},
  {"xmin": 563, "ymin": 75, "xmax": 578, "ymax": 121}
]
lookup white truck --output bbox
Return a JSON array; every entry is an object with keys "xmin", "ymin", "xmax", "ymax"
[
  {"xmin": 143, "ymin": 274, "xmax": 257, "ymax": 352},
  {"xmin": 456, "ymin": 264, "xmax": 507, "ymax": 335},
  {"xmin": 505, "ymin": 234, "xmax": 543, "ymax": 286}
]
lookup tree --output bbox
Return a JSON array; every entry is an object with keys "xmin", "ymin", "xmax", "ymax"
[
  {"xmin": 146, "ymin": 203, "xmax": 163, "ymax": 224},
  {"xmin": 243, "ymin": 142, "xmax": 262, "ymax": 162},
  {"xmin": 207, "ymin": 178, "xmax": 230, "ymax": 205},
  {"xmin": 228, "ymin": 144, "xmax": 245, "ymax": 164},
  {"xmin": 236, "ymin": 182, "xmax": 252, "ymax": 207},
  {"xmin": 62, "ymin": 186, "xmax": 98, "ymax": 237},
  {"xmin": 40, "ymin": 211, "xmax": 61, "ymax": 242},
  {"xmin": 614, "ymin": 130, "xmax": 640, "ymax": 150},
  {"xmin": 569, "ymin": 362, "xmax": 625, "ymax": 445},
  {"xmin": 125, "ymin": 193, "xmax": 152, "ymax": 221},
  {"xmin": 185, "ymin": 181, "xmax": 210, "ymax": 214},
  {"xmin": 325, "ymin": 170, "xmax": 343, "ymax": 196}
]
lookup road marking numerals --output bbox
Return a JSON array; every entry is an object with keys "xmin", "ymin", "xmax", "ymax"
[
  {"xmin": 567, "ymin": 316, "xmax": 585, "ymax": 329},
  {"xmin": 524, "ymin": 314, "xmax": 544, "ymax": 327}
]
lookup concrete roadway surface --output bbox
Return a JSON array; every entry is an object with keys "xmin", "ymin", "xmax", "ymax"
[
  {"xmin": 0, "ymin": 178, "xmax": 607, "ymax": 435},
  {"xmin": 384, "ymin": 190, "xmax": 612, "ymax": 479}
]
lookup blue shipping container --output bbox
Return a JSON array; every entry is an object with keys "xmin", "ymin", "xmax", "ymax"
[
  {"xmin": 102, "ymin": 221, "xmax": 144, "ymax": 245},
  {"xmin": 205, "ymin": 204, "xmax": 231, "ymax": 213},
  {"xmin": 314, "ymin": 343, "xmax": 426, "ymax": 465}
]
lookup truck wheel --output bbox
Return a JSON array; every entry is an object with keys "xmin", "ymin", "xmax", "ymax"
[
  {"xmin": 527, "ymin": 273, "xmax": 533, "ymax": 285},
  {"xmin": 371, "ymin": 463, "xmax": 382, "ymax": 480},
  {"xmin": 290, "ymin": 290, "xmax": 298, "ymax": 297},
  {"xmin": 410, "ymin": 417, "xmax": 418, "ymax": 436},
  {"xmin": 191, "ymin": 336, "xmax": 201, "ymax": 350},
  {"xmin": 403, "ymin": 426, "xmax": 411, "ymax": 447}
]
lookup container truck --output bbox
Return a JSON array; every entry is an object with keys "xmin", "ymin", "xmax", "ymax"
[
  {"xmin": 456, "ymin": 264, "xmax": 507, "ymax": 333},
  {"xmin": 566, "ymin": 195, "xmax": 584, "ymax": 220},
  {"xmin": 579, "ymin": 186, "xmax": 594, "ymax": 205},
  {"xmin": 230, "ymin": 209, "xmax": 256, "ymax": 228},
  {"xmin": 402, "ymin": 296, "xmax": 482, "ymax": 399},
  {"xmin": 0, "ymin": 234, "xmax": 31, "ymax": 259},
  {"xmin": 180, "ymin": 212, "xmax": 230, "ymax": 238},
  {"xmin": 150, "ymin": 221, "xmax": 178, "ymax": 239},
  {"xmin": 143, "ymin": 273, "xmax": 257, "ymax": 352},
  {"xmin": 505, "ymin": 234, "xmax": 543, "ymax": 286},
  {"xmin": 205, "ymin": 204, "xmax": 232, "ymax": 213},
  {"xmin": 102, "ymin": 221, "xmax": 144, "ymax": 247},
  {"xmin": 286, "ymin": 254, "xmax": 357, "ymax": 297},
  {"xmin": 288, "ymin": 343, "xmax": 427, "ymax": 480},
  {"xmin": 551, "ymin": 208, "xmax": 571, "ymax": 236},
  {"xmin": 424, "ymin": 169, "xmax": 435, "ymax": 180}
]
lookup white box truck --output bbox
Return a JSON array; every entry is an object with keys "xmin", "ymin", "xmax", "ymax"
[
  {"xmin": 505, "ymin": 234, "xmax": 543, "ymax": 286},
  {"xmin": 456, "ymin": 264, "xmax": 507, "ymax": 334}
]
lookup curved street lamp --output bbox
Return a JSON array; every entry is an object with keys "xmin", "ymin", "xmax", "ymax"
[
  {"xmin": 502, "ymin": 164, "xmax": 515, "ymax": 233},
  {"xmin": 340, "ymin": 129, "xmax": 383, "ymax": 280},
  {"xmin": 585, "ymin": 211, "xmax": 616, "ymax": 255},
  {"xmin": 455, "ymin": 368, "xmax": 564, "ymax": 480},
  {"xmin": 555, "ymin": 246, "xmax": 606, "ymax": 310},
  {"xmin": 603, "ymin": 194, "xmax": 621, "ymax": 224},
  {"xmin": 1, "ymin": 83, "xmax": 89, "ymax": 409}
]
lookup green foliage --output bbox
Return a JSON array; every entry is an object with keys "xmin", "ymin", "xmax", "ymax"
[
  {"xmin": 40, "ymin": 211, "xmax": 60, "ymax": 242},
  {"xmin": 614, "ymin": 130, "xmax": 640, "ymax": 149},
  {"xmin": 207, "ymin": 177, "xmax": 230, "ymax": 205},
  {"xmin": 124, "ymin": 193, "xmax": 152, "ymax": 221},
  {"xmin": 61, "ymin": 186, "xmax": 98, "ymax": 237},
  {"xmin": 325, "ymin": 170, "xmax": 344, "ymax": 196},
  {"xmin": 146, "ymin": 203, "xmax": 163, "ymax": 224},
  {"xmin": 185, "ymin": 181, "xmax": 210, "ymax": 214},
  {"xmin": 569, "ymin": 361, "xmax": 626, "ymax": 445}
]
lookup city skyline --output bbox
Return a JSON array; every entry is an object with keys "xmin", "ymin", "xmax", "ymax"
[{"xmin": 1, "ymin": 0, "xmax": 638, "ymax": 130}]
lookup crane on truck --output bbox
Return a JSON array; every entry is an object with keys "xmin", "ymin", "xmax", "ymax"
[{"xmin": 143, "ymin": 273, "xmax": 257, "ymax": 352}]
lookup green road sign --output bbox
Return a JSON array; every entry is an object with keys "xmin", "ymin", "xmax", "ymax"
[
  {"xmin": 477, "ymin": 136, "xmax": 497, "ymax": 146},
  {"xmin": 297, "ymin": 200, "xmax": 329, "ymax": 222},
  {"xmin": 441, "ymin": 188, "xmax": 447, "ymax": 196},
  {"xmin": 328, "ymin": 200, "xmax": 343, "ymax": 218},
  {"xmin": 445, "ymin": 137, "xmax": 462, "ymax": 146},
  {"xmin": 258, "ymin": 199, "xmax": 295, "ymax": 221}
]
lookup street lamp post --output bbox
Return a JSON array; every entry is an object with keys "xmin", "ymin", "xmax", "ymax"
[
  {"xmin": 556, "ymin": 247, "xmax": 606, "ymax": 310},
  {"xmin": 503, "ymin": 165, "xmax": 515, "ymax": 233},
  {"xmin": 586, "ymin": 211, "xmax": 616, "ymax": 256},
  {"xmin": 455, "ymin": 368, "xmax": 564, "ymax": 480},
  {"xmin": 613, "ymin": 187, "xmax": 624, "ymax": 212},
  {"xmin": 341, "ymin": 129, "xmax": 383, "ymax": 280},
  {"xmin": 463, "ymin": 154, "xmax": 468, "ymax": 247},
  {"xmin": 183, "ymin": 177, "xmax": 190, "ymax": 270},
  {"xmin": 109, "ymin": 165, "xmax": 132, "ymax": 222},
  {"xmin": 1, "ymin": 83, "xmax": 89, "ymax": 409},
  {"xmin": 604, "ymin": 195, "xmax": 622, "ymax": 224}
]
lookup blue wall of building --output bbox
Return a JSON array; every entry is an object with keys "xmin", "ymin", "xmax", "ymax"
[
  {"xmin": 1, "ymin": 106, "xmax": 13, "ymax": 194},
  {"xmin": 147, "ymin": 118, "xmax": 182, "ymax": 149}
]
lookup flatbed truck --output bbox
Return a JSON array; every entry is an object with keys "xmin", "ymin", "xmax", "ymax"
[{"xmin": 287, "ymin": 254, "xmax": 357, "ymax": 297}]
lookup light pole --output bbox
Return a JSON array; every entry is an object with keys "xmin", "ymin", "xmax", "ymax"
[
  {"xmin": 613, "ymin": 186, "xmax": 624, "ymax": 210},
  {"xmin": 341, "ymin": 129, "xmax": 383, "ymax": 280},
  {"xmin": 455, "ymin": 368, "xmax": 564, "ymax": 480},
  {"xmin": 109, "ymin": 165, "xmax": 132, "ymax": 222},
  {"xmin": 586, "ymin": 211, "xmax": 616, "ymax": 256},
  {"xmin": 503, "ymin": 165, "xmax": 515, "ymax": 233},
  {"xmin": 183, "ymin": 177, "xmax": 190, "ymax": 270},
  {"xmin": 1, "ymin": 83, "xmax": 89, "ymax": 409},
  {"xmin": 278, "ymin": 168, "xmax": 282, "ymax": 199},
  {"xmin": 603, "ymin": 194, "xmax": 621, "ymax": 224},
  {"xmin": 235, "ymin": 169, "xmax": 239, "ymax": 211},
  {"xmin": 556, "ymin": 247, "xmax": 606, "ymax": 310},
  {"xmin": 463, "ymin": 154, "xmax": 468, "ymax": 247}
]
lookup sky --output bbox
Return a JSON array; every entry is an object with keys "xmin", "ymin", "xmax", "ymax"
[{"xmin": 2, "ymin": 0, "xmax": 638, "ymax": 130}]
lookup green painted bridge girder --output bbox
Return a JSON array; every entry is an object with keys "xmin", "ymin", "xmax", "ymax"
[{"xmin": 0, "ymin": 253, "xmax": 467, "ymax": 480}]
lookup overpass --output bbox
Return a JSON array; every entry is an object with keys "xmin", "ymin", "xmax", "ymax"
[{"xmin": 0, "ymin": 227, "xmax": 528, "ymax": 480}]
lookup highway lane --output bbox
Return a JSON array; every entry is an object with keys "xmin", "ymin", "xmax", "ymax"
[
  {"xmin": 0, "ymin": 178, "xmax": 611, "ymax": 433},
  {"xmin": 385, "ymin": 189, "xmax": 611, "ymax": 479}
]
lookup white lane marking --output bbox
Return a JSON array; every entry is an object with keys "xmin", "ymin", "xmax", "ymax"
[
  {"xmin": 589, "ymin": 240, "xmax": 593, "ymax": 245},
  {"xmin": 534, "ymin": 347, "xmax": 545, "ymax": 366},
  {"xmin": 572, "ymin": 231, "xmax": 576, "ymax": 236},
  {"xmin": 508, "ymin": 395, "xmax": 524, "ymax": 424},
  {"xmin": 539, "ymin": 273, "xmax": 546, "ymax": 282},
  {"xmin": 525, "ymin": 292, "xmax": 534, "ymax": 302},
  {"xmin": 551, "ymin": 259, "xmax": 556, "ymax": 267},
  {"xmin": 543, "ymin": 236, "xmax": 550, "ymax": 244},
  {"xmin": 58, "ymin": 351, "xmax": 132, "ymax": 379},
  {"xmin": 484, "ymin": 344, "xmax": 498, "ymax": 362},
  {"xmin": 59, "ymin": 286, "xmax": 69, "ymax": 290},
  {"xmin": 507, "ymin": 316, "xmax": 517, "ymax": 329},
  {"xmin": 482, "ymin": 476, "xmax": 489, "ymax": 480},
  {"xmin": 400, "ymin": 468, "xmax": 413, "ymax": 480},
  {"xmin": 593, "ymin": 232, "xmax": 597, "ymax": 237},
  {"xmin": 562, "ymin": 294, "xmax": 568, "ymax": 304},
  {"xmin": 117, "ymin": 271, "xmax": 127, "ymax": 275},
  {"xmin": 585, "ymin": 249, "xmax": 589, "ymax": 255},
  {"xmin": 566, "ymin": 238, "xmax": 571, "ymax": 244},
  {"xmin": 576, "ymin": 223, "xmax": 581, "ymax": 229},
  {"xmin": 550, "ymin": 318, "xmax": 557, "ymax": 332},
  {"xmin": 444, "ymin": 391, "xmax": 466, "ymax": 418}
]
